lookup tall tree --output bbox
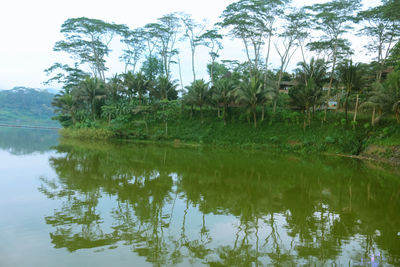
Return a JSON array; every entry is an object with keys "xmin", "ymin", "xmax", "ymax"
[
  {"xmin": 181, "ymin": 14, "xmax": 206, "ymax": 82},
  {"xmin": 273, "ymin": 8, "xmax": 309, "ymax": 112},
  {"xmin": 359, "ymin": 2, "xmax": 400, "ymax": 81},
  {"xmin": 220, "ymin": 0, "xmax": 288, "ymax": 76},
  {"xmin": 120, "ymin": 28, "xmax": 146, "ymax": 73},
  {"xmin": 200, "ymin": 28, "xmax": 223, "ymax": 85},
  {"xmin": 44, "ymin": 63, "xmax": 89, "ymax": 91},
  {"xmin": 145, "ymin": 13, "xmax": 181, "ymax": 80},
  {"xmin": 53, "ymin": 17, "xmax": 127, "ymax": 81},
  {"xmin": 306, "ymin": 0, "xmax": 361, "ymax": 120}
]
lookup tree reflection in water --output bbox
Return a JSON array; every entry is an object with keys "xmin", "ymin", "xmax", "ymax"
[{"xmin": 39, "ymin": 139, "xmax": 400, "ymax": 266}]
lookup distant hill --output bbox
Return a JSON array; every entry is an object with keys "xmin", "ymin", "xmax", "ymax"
[{"xmin": 0, "ymin": 87, "xmax": 59, "ymax": 126}]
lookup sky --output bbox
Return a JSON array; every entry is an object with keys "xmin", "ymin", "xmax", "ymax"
[{"xmin": 0, "ymin": 0, "xmax": 381, "ymax": 90}]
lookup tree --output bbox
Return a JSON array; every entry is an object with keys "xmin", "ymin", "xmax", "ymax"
[
  {"xmin": 185, "ymin": 80, "xmax": 210, "ymax": 123},
  {"xmin": 273, "ymin": 8, "xmax": 309, "ymax": 112},
  {"xmin": 44, "ymin": 63, "xmax": 89, "ymax": 91},
  {"xmin": 212, "ymin": 78, "xmax": 236, "ymax": 124},
  {"xmin": 53, "ymin": 17, "xmax": 127, "ymax": 81},
  {"xmin": 52, "ymin": 90, "xmax": 78, "ymax": 126},
  {"xmin": 359, "ymin": 2, "xmax": 400, "ymax": 81},
  {"xmin": 289, "ymin": 58, "xmax": 327, "ymax": 129},
  {"xmin": 306, "ymin": 0, "xmax": 362, "ymax": 120},
  {"xmin": 181, "ymin": 14, "xmax": 206, "ymax": 82},
  {"xmin": 337, "ymin": 60, "xmax": 366, "ymax": 124},
  {"xmin": 145, "ymin": 13, "xmax": 181, "ymax": 79},
  {"xmin": 235, "ymin": 75, "xmax": 263, "ymax": 128},
  {"xmin": 141, "ymin": 55, "xmax": 164, "ymax": 82},
  {"xmin": 120, "ymin": 28, "xmax": 146, "ymax": 73},
  {"xmin": 200, "ymin": 28, "xmax": 223, "ymax": 85},
  {"xmin": 106, "ymin": 74, "xmax": 123, "ymax": 103},
  {"xmin": 220, "ymin": 0, "xmax": 288, "ymax": 76},
  {"xmin": 73, "ymin": 76, "xmax": 107, "ymax": 120},
  {"xmin": 122, "ymin": 71, "xmax": 150, "ymax": 104},
  {"xmin": 153, "ymin": 76, "xmax": 179, "ymax": 101}
]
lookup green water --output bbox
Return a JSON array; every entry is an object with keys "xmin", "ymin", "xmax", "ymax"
[{"xmin": 0, "ymin": 127, "xmax": 399, "ymax": 266}]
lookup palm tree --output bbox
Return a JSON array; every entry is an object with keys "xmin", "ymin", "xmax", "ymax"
[
  {"xmin": 153, "ymin": 76, "xmax": 179, "ymax": 101},
  {"xmin": 337, "ymin": 60, "xmax": 366, "ymax": 123},
  {"xmin": 106, "ymin": 74, "xmax": 123, "ymax": 103},
  {"xmin": 73, "ymin": 77, "xmax": 106, "ymax": 121},
  {"xmin": 385, "ymin": 71, "xmax": 400, "ymax": 123},
  {"xmin": 184, "ymin": 79, "xmax": 210, "ymax": 123},
  {"xmin": 123, "ymin": 71, "xmax": 150, "ymax": 104},
  {"xmin": 235, "ymin": 76, "xmax": 263, "ymax": 128},
  {"xmin": 361, "ymin": 71, "xmax": 400, "ymax": 125},
  {"xmin": 52, "ymin": 88, "xmax": 77, "ymax": 126},
  {"xmin": 212, "ymin": 78, "xmax": 236, "ymax": 125},
  {"xmin": 289, "ymin": 58, "xmax": 327, "ymax": 129}
]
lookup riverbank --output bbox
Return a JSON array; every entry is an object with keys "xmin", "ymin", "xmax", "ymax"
[{"xmin": 58, "ymin": 111, "xmax": 400, "ymax": 164}]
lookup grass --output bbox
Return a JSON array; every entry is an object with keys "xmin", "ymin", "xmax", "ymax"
[{"xmin": 59, "ymin": 108, "xmax": 400, "ymax": 158}]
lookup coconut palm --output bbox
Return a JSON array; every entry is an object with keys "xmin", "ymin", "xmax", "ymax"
[
  {"xmin": 235, "ymin": 76, "xmax": 263, "ymax": 128},
  {"xmin": 361, "ymin": 71, "xmax": 400, "ymax": 125},
  {"xmin": 289, "ymin": 58, "xmax": 327, "ymax": 129},
  {"xmin": 212, "ymin": 78, "xmax": 236, "ymax": 124},
  {"xmin": 184, "ymin": 79, "xmax": 210, "ymax": 123},
  {"xmin": 52, "ymin": 89, "xmax": 78, "ymax": 126},
  {"xmin": 385, "ymin": 71, "xmax": 400, "ymax": 123},
  {"xmin": 72, "ymin": 77, "xmax": 106, "ymax": 120},
  {"xmin": 123, "ymin": 71, "xmax": 150, "ymax": 103},
  {"xmin": 337, "ymin": 60, "xmax": 366, "ymax": 123},
  {"xmin": 152, "ymin": 75, "xmax": 179, "ymax": 101}
]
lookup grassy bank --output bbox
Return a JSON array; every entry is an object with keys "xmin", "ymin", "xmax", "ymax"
[{"xmin": 58, "ymin": 108, "xmax": 400, "ymax": 162}]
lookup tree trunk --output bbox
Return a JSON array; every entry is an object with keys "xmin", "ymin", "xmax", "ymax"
[
  {"xmin": 200, "ymin": 105, "xmax": 203, "ymax": 124},
  {"xmin": 372, "ymin": 107, "xmax": 376, "ymax": 126},
  {"xmin": 223, "ymin": 105, "xmax": 227, "ymax": 126},
  {"xmin": 165, "ymin": 121, "xmax": 168, "ymax": 139},
  {"xmin": 324, "ymin": 43, "xmax": 338, "ymax": 121},
  {"xmin": 191, "ymin": 47, "xmax": 196, "ymax": 82},
  {"xmin": 261, "ymin": 105, "xmax": 265, "ymax": 122},
  {"xmin": 353, "ymin": 94, "xmax": 359, "ymax": 130},
  {"xmin": 273, "ymin": 99, "xmax": 277, "ymax": 113},
  {"xmin": 253, "ymin": 109, "xmax": 257, "ymax": 128},
  {"xmin": 345, "ymin": 88, "xmax": 350, "ymax": 124}
]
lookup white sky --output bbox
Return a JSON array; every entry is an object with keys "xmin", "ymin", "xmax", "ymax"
[{"xmin": 0, "ymin": 0, "xmax": 381, "ymax": 90}]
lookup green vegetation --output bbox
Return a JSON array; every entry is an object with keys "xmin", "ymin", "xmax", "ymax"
[
  {"xmin": 45, "ymin": 0, "xmax": 400, "ymax": 158},
  {"xmin": 0, "ymin": 87, "xmax": 58, "ymax": 126}
]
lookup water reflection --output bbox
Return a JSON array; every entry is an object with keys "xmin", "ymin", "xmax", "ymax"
[
  {"xmin": 40, "ymin": 139, "xmax": 400, "ymax": 266},
  {"xmin": 0, "ymin": 127, "xmax": 59, "ymax": 155}
]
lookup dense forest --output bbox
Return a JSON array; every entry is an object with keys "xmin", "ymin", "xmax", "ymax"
[
  {"xmin": 0, "ymin": 87, "xmax": 56, "ymax": 125},
  {"xmin": 46, "ymin": 0, "xmax": 400, "ymax": 154}
]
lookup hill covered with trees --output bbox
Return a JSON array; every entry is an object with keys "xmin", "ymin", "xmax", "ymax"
[{"xmin": 0, "ymin": 87, "xmax": 58, "ymax": 126}]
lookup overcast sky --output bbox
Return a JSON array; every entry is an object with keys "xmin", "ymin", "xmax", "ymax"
[{"xmin": 0, "ymin": 0, "xmax": 380, "ymax": 90}]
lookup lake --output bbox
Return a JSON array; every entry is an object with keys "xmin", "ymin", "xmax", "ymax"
[{"xmin": 0, "ymin": 127, "xmax": 399, "ymax": 266}]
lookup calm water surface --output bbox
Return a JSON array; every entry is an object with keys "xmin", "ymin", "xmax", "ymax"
[{"xmin": 0, "ymin": 127, "xmax": 399, "ymax": 266}]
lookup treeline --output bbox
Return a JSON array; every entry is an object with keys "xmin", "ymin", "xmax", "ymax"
[{"xmin": 47, "ymin": 0, "xmax": 400, "ymax": 134}]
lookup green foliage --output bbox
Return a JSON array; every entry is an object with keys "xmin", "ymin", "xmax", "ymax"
[{"xmin": 0, "ymin": 87, "xmax": 57, "ymax": 126}]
